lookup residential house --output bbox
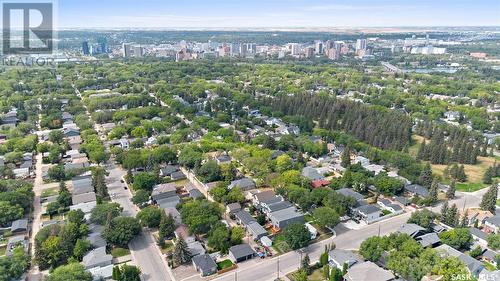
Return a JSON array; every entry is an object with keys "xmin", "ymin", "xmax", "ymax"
[
  {"xmin": 228, "ymin": 178, "xmax": 256, "ymax": 191},
  {"xmin": 159, "ymin": 165, "xmax": 180, "ymax": 177},
  {"xmin": 228, "ymin": 244, "xmax": 255, "ymax": 263},
  {"xmin": 164, "ymin": 207, "xmax": 182, "ymax": 225},
  {"xmin": 262, "ymin": 201, "xmax": 294, "ymax": 216},
  {"xmin": 302, "ymin": 166, "xmax": 324, "ymax": 181},
  {"xmin": 344, "ymin": 261, "xmax": 395, "ymax": 281},
  {"xmin": 416, "ymin": 233, "xmax": 441, "ymax": 248},
  {"xmin": 82, "ymin": 246, "xmax": 113, "ymax": 270},
  {"xmin": 394, "ymin": 196, "xmax": 410, "ymax": 206},
  {"xmin": 188, "ymin": 188, "xmax": 204, "ymax": 199},
  {"xmin": 469, "ymin": 227, "xmax": 489, "ymax": 247},
  {"xmin": 247, "ymin": 221, "xmax": 267, "ymax": 240},
  {"xmin": 336, "ymin": 188, "xmax": 365, "ymax": 203},
  {"xmin": 354, "ymin": 205, "xmax": 381, "ymax": 223},
  {"xmin": 234, "ymin": 210, "xmax": 255, "ymax": 226},
  {"xmin": 64, "ymin": 162, "xmax": 90, "ymax": 172},
  {"xmin": 355, "ymin": 156, "xmax": 370, "ymax": 167},
  {"xmin": 311, "ymin": 179, "xmax": 331, "ymax": 188},
  {"xmin": 63, "ymin": 128, "xmax": 80, "ymax": 137},
  {"xmin": 481, "ymin": 250, "xmax": 498, "ymax": 267},
  {"xmin": 170, "ymin": 171, "xmax": 186, "ymax": 181},
  {"xmin": 436, "ymin": 244, "xmax": 484, "ymax": 277},
  {"xmin": 404, "ymin": 184, "xmax": 429, "ymax": 198},
  {"xmin": 216, "ymin": 155, "xmax": 231, "ymax": 164},
  {"xmin": 151, "ymin": 183, "xmax": 177, "ymax": 201},
  {"xmin": 461, "ymin": 209, "xmax": 493, "ymax": 227},
  {"xmin": 10, "ymin": 219, "xmax": 28, "ymax": 234},
  {"xmin": 119, "ymin": 138, "xmax": 129, "ymax": 150},
  {"xmin": 226, "ymin": 202, "xmax": 242, "ymax": 214},
  {"xmin": 192, "ymin": 254, "xmax": 218, "ymax": 277},
  {"xmin": 484, "ymin": 215, "xmax": 500, "ymax": 233},
  {"xmin": 377, "ymin": 199, "xmax": 392, "ymax": 209},
  {"xmin": 268, "ymin": 208, "xmax": 304, "ymax": 229},
  {"xmin": 72, "ymin": 192, "xmax": 97, "ymax": 205},
  {"xmin": 72, "ymin": 176, "xmax": 93, "ymax": 195},
  {"xmin": 444, "ymin": 111, "xmax": 460, "ymax": 121},
  {"xmin": 328, "ymin": 249, "xmax": 361, "ymax": 269},
  {"xmin": 397, "ymin": 223, "xmax": 427, "ymax": 238}
]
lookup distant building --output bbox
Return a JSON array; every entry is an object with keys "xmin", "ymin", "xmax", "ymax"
[
  {"xmin": 356, "ymin": 39, "xmax": 367, "ymax": 52},
  {"xmin": 82, "ymin": 41, "xmax": 90, "ymax": 55},
  {"xmin": 122, "ymin": 43, "xmax": 132, "ymax": 57}
]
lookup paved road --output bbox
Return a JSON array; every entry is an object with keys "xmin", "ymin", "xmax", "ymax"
[{"xmin": 75, "ymin": 85, "xmax": 174, "ymax": 281}]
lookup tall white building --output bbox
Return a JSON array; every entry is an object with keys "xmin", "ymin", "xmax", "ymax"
[
  {"xmin": 122, "ymin": 43, "xmax": 132, "ymax": 57},
  {"xmin": 315, "ymin": 41, "xmax": 323, "ymax": 54},
  {"xmin": 355, "ymin": 39, "xmax": 367, "ymax": 51},
  {"xmin": 289, "ymin": 43, "xmax": 300, "ymax": 56},
  {"xmin": 133, "ymin": 45, "xmax": 144, "ymax": 58}
]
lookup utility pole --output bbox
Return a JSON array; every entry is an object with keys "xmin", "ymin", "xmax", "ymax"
[{"xmin": 234, "ymin": 271, "xmax": 237, "ymax": 281}]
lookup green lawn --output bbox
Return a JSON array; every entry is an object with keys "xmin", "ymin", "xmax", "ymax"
[
  {"xmin": 497, "ymin": 199, "xmax": 500, "ymax": 207},
  {"xmin": 160, "ymin": 241, "xmax": 174, "ymax": 254},
  {"xmin": 483, "ymin": 261, "xmax": 496, "ymax": 271},
  {"xmin": 217, "ymin": 259, "xmax": 234, "ymax": 271},
  {"xmin": 456, "ymin": 182, "xmax": 485, "ymax": 192},
  {"xmin": 41, "ymin": 187, "xmax": 58, "ymax": 198},
  {"xmin": 111, "ymin": 247, "xmax": 130, "ymax": 258},
  {"xmin": 0, "ymin": 245, "xmax": 6, "ymax": 256},
  {"xmin": 382, "ymin": 210, "xmax": 392, "ymax": 216},
  {"xmin": 272, "ymin": 234, "xmax": 291, "ymax": 255},
  {"xmin": 304, "ymin": 214, "xmax": 315, "ymax": 223}
]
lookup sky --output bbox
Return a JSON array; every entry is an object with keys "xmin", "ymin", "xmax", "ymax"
[{"xmin": 56, "ymin": 0, "xmax": 500, "ymax": 28}]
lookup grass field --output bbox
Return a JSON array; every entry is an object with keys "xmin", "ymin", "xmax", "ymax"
[
  {"xmin": 217, "ymin": 259, "xmax": 234, "ymax": 271},
  {"xmin": 272, "ymin": 234, "xmax": 291, "ymax": 255},
  {"xmin": 411, "ymin": 135, "xmax": 496, "ymax": 192},
  {"xmin": 111, "ymin": 247, "xmax": 130, "ymax": 258},
  {"xmin": 41, "ymin": 187, "xmax": 58, "ymax": 198}
]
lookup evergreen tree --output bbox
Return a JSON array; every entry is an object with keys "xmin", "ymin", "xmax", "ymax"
[
  {"xmin": 419, "ymin": 163, "xmax": 433, "ymax": 189},
  {"xmin": 446, "ymin": 204, "xmax": 459, "ymax": 227},
  {"xmin": 440, "ymin": 201, "xmax": 449, "ymax": 222},
  {"xmin": 112, "ymin": 266, "xmax": 122, "ymax": 280},
  {"xmin": 159, "ymin": 211, "xmax": 176, "ymax": 240},
  {"xmin": 173, "ymin": 237, "xmax": 192, "ymax": 266},
  {"xmin": 341, "ymin": 145, "xmax": 351, "ymax": 168},
  {"xmin": 323, "ymin": 264, "xmax": 330, "ymax": 280},
  {"xmin": 457, "ymin": 165, "xmax": 467, "ymax": 182},
  {"xmin": 446, "ymin": 181, "xmax": 456, "ymax": 199},
  {"xmin": 417, "ymin": 141, "xmax": 427, "ymax": 160},
  {"xmin": 460, "ymin": 210, "xmax": 468, "ymax": 228},
  {"xmin": 480, "ymin": 185, "xmax": 498, "ymax": 214},
  {"xmin": 483, "ymin": 167, "xmax": 494, "ymax": 184},
  {"xmin": 301, "ymin": 254, "xmax": 311, "ymax": 274},
  {"xmin": 429, "ymin": 179, "xmax": 439, "ymax": 204}
]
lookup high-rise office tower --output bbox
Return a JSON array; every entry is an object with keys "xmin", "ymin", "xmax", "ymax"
[
  {"xmin": 82, "ymin": 41, "xmax": 90, "ymax": 55},
  {"xmin": 122, "ymin": 43, "xmax": 132, "ymax": 57},
  {"xmin": 355, "ymin": 39, "xmax": 367, "ymax": 52}
]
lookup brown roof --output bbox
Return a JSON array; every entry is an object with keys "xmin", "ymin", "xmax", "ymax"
[{"xmin": 152, "ymin": 183, "xmax": 177, "ymax": 196}]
